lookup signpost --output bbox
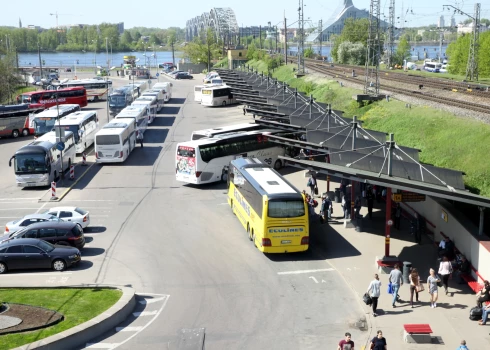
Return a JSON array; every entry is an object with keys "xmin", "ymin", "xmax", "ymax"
[
  {"xmin": 56, "ymin": 142, "xmax": 65, "ymax": 151},
  {"xmin": 156, "ymin": 72, "xmax": 160, "ymax": 82}
]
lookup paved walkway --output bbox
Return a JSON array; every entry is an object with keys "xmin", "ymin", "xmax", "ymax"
[{"xmin": 284, "ymin": 170, "xmax": 490, "ymax": 349}]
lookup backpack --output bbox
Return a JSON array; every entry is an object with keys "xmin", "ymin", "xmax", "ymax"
[{"xmin": 469, "ymin": 306, "xmax": 482, "ymax": 320}]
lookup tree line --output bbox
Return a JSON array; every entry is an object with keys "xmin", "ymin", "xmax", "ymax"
[{"xmin": 0, "ymin": 25, "xmax": 185, "ymax": 52}]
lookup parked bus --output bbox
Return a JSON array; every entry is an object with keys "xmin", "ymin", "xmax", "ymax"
[
  {"xmin": 109, "ymin": 85, "xmax": 140, "ymax": 115},
  {"xmin": 141, "ymin": 89, "xmax": 165, "ymax": 111},
  {"xmin": 29, "ymin": 104, "xmax": 81, "ymax": 136},
  {"xmin": 95, "ymin": 118, "xmax": 137, "ymax": 163},
  {"xmin": 115, "ymin": 105, "xmax": 148, "ymax": 136},
  {"xmin": 424, "ymin": 62, "xmax": 442, "ymax": 73},
  {"xmin": 53, "ymin": 111, "xmax": 98, "ymax": 153},
  {"xmin": 9, "ymin": 130, "xmax": 76, "ymax": 187},
  {"xmin": 131, "ymin": 96, "xmax": 158, "ymax": 124},
  {"xmin": 191, "ymin": 123, "xmax": 265, "ymax": 140},
  {"xmin": 227, "ymin": 157, "xmax": 309, "ymax": 253},
  {"xmin": 194, "ymin": 81, "xmax": 225, "ymax": 102},
  {"xmin": 0, "ymin": 104, "xmax": 43, "ymax": 138},
  {"xmin": 152, "ymin": 82, "xmax": 172, "ymax": 102},
  {"xmin": 53, "ymin": 79, "xmax": 113, "ymax": 101},
  {"xmin": 175, "ymin": 129, "xmax": 286, "ymax": 185},
  {"xmin": 18, "ymin": 87, "xmax": 88, "ymax": 109},
  {"xmin": 201, "ymin": 85, "xmax": 236, "ymax": 107}
]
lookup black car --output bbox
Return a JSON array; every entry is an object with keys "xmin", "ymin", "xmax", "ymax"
[
  {"xmin": 174, "ymin": 72, "xmax": 193, "ymax": 80},
  {"xmin": 0, "ymin": 238, "xmax": 81, "ymax": 274},
  {"xmin": 7, "ymin": 221, "xmax": 85, "ymax": 249}
]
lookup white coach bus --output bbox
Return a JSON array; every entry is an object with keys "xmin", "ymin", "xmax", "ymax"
[
  {"xmin": 152, "ymin": 82, "xmax": 172, "ymax": 102},
  {"xmin": 115, "ymin": 105, "xmax": 149, "ymax": 136},
  {"xmin": 54, "ymin": 111, "xmax": 98, "ymax": 153},
  {"xmin": 131, "ymin": 96, "xmax": 158, "ymax": 124},
  {"xmin": 175, "ymin": 129, "xmax": 286, "ymax": 185},
  {"xmin": 95, "ymin": 118, "xmax": 137, "ymax": 163},
  {"xmin": 201, "ymin": 85, "xmax": 236, "ymax": 107},
  {"xmin": 191, "ymin": 123, "xmax": 265, "ymax": 140}
]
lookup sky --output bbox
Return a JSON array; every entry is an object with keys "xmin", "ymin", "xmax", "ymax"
[{"xmin": 3, "ymin": 0, "xmax": 489, "ymax": 30}]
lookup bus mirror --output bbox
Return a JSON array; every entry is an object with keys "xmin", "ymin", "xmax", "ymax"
[
  {"xmin": 57, "ymin": 155, "xmax": 60, "ymax": 159},
  {"xmin": 9, "ymin": 156, "xmax": 14, "ymax": 167}
]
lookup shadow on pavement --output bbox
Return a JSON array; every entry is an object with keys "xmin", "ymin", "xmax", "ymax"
[
  {"xmin": 80, "ymin": 247, "xmax": 105, "ymax": 257},
  {"xmin": 185, "ymin": 182, "xmax": 227, "ymax": 191},
  {"xmin": 143, "ymin": 129, "xmax": 169, "ymax": 143},
  {"xmin": 161, "ymin": 106, "xmax": 180, "ymax": 115},
  {"xmin": 123, "ymin": 146, "xmax": 163, "ymax": 166},
  {"xmin": 64, "ymin": 162, "xmax": 103, "ymax": 191},
  {"xmin": 84, "ymin": 236, "xmax": 94, "ymax": 244},
  {"xmin": 0, "ymin": 136, "xmax": 34, "ymax": 145},
  {"xmin": 72, "ymin": 260, "xmax": 93, "ymax": 270},
  {"xmin": 83, "ymin": 226, "xmax": 107, "ymax": 234},
  {"xmin": 170, "ymin": 97, "xmax": 186, "ymax": 104},
  {"xmin": 150, "ymin": 117, "xmax": 176, "ymax": 128}
]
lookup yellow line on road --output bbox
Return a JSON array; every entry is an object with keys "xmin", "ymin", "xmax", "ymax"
[{"xmin": 56, "ymin": 162, "xmax": 96, "ymax": 202}]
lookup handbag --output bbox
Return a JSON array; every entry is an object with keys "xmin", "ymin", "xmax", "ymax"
[
  {"xmin": 314, "ymin": 187, "xmax": 319, "ymax": 195},
  {"xmin": 387, "ymin": 282, "xmax": 393, "ymax": 294},
  {"xmin": 416, "ymin": 283, "xmax": 425, "ymax": 292},
  {"xmin": 363, "ymin": 293, "xmax": 372, "ymax": 305}
]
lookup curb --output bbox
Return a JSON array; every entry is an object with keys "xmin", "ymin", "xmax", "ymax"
[
  {"xmin": 12, "ymin": 285, "xmax": 135, "ymax": 350},
  {"xmin": 38, "ymin": 162, "xmax": 96, "ymax": 203}
]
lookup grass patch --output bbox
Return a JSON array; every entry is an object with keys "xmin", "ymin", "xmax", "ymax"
[
  {"xmin": 247, "ymin": 59, "xmax": 490, "ymax": 197},
  {"xmin": 0, "ymin": 288, "xmax": 122, "ymax": 350}
]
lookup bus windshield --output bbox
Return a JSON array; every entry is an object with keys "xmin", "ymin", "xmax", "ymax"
[
  {"xmin": 33, "ymin": 117, "xmax": 56, "ymax": 135},
  {"xmin": 59, "ymin": 125, "xmax": 80, "ymax": 142},
  {"xmin": 15, "ymin": 153, "xmax": 48, "ymax": 174},
  {"xmin": 96, "ymin": 135, "xmax": 120, "ymax": 145},
  {"xmin": 110, "ymin": 95, "xmax": 126, "ymax": 106},
  {"xmin": 268, "ymin": 200, "xmax": 306, "ymax": 218},
  {"xmin": 20, "ymin": 94, "xmax": 40, "ymax": 104}
]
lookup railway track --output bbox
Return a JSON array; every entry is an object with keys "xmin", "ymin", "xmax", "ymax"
[
  {"xmin": 303, "ymin": 58, "xmax": 490, "ymax": 98},
  {"xmin": 306, "ymin": 63, "xmax": 490, "ymax": 115}
]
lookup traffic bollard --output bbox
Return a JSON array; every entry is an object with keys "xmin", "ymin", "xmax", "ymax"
[
  {"xmin": 70, "ymin": 165, "xmax": 75, "ymax": 180},
  {"xmin": 51, "ymin": 182, "xmax": 57, "ymax": 200},
  {"xmin": 82, "ymin": 153, "xmax": 87, "ymax": 166}
]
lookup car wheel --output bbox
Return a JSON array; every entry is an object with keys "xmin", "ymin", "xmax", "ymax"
[
  {"xmin": 68, "ymin": 158, "xmax": 72, "ymax": 171},
  {"xmin": 12, "ymin": 129, "xmax": 20, "ymax": 138},
  {"xmin": 222, "ymin": 101, "xmax": 227, "ymax": 107},
  {"xmin": 52, "ymin": 259, "xmax": 66, "ymax": 272},
  {"xmin": 274, "ymin": 159, "xmax": 282, "ymax": 170},
  {"xmin": 221, "ymin": 172, "xmax": 228, "ymax": 182},
  {"xmin": 0, "ymin": 262, "xmax": 7, "ymax": 274},
  {"xmin": 22, "ymin": 128, "xmax": 30, "ymax": 136}
]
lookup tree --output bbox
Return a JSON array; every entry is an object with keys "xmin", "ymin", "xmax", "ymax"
[
  {"xmin": 337, "ymin": 41, "xmax": 365, "ymax": 65},
  {"xmin": 331, "ymin": 18, "xmax": 369, "ymax": 63},
  {"xmin": 150, "ymin": 34, "xmax": 161, "ymax": 45},
  {"xmin": 446, "ymin": 33, "xmax": 470, "ymax": 75},
  {"xmin": 303, "ymin": 46, "xmax": 314, "ymax": 58},
  {"xmin": 181, "ymin": 28, "xmax": 220, "ymax": 69},
  {"xmin": 0, "ymin": 53, "xmax": 22, "ymax": 103},
  {"xmin": 392, "ymin": 36, "xmax": 410, "ymax": 65}
]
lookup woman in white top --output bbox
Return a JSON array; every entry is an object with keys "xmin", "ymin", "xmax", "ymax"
[
  {"xmin": 438, "ymin": 256, "xmax": 453, "ymax": 295},
  {"xmin": 367, "ymin": 274, "xmax": 382, "ymax": 316}
]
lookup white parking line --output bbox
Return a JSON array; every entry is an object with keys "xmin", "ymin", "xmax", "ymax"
[
  {"xmin": 115, "ymin": 326, "xmax": 143, "ymax": 332},
  {"xmin": 0, "ymin": 198, "xmax": 40, "ymax": 201},
  {"xmin": 138, "ymin": 296, "xmax": 167, "ymax": 304},
  {"xmin": 0, "ymin": 272, "xmax": 73, "ymax": 277},
  {"xmin": 84, "ymin": 343, "xmax": 119, "ymax": 349},
  {"xmin": 0, "ymin": 217, "xmax": 19, "ymax": 219},
  {"xmin": 277, "ymin": 268, "xmax": 335, "ymax": 275},
  {"xmin": 133, "ymin": 310, "xmax": 158, "ymax": 317},
  {"xmin": 0, "ymin": 208, "xmax": 45, "ymax": 211}
]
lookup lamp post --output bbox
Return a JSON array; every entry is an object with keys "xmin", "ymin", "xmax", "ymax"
[{"xmin": 92, "ymin": 39, "xmax": 97, "ymax": 75}]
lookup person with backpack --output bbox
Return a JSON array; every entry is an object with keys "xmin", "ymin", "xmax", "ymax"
[
  {"xmin": 366, "ymin": 274, "xmax": 381, "ymax": 316},
  {"xmin": 354, "ymin": 196, "xmax": 361, "ymax": 219}
]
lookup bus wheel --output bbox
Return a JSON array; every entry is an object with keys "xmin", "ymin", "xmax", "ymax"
[
  {"xmin": 11, "ymin": 129, "xmax": 20, "ymax": 138},
  {"xmin": 273, "ymin": 159, "xmax": 282, "ymax": 170},
  {"xmin": 222, "ymin": 101, "xmax": 226, "ymax": 107},
  {"xmin": 68, "ymin": 159, "xmax": 71, "ymax": 170},
  {"xmin": 94, "ymin": 96, "xmax": 99, "ymax": 102},
  {"xmin": 251, "ymin": 229, "xmax": 255, "ymax": 242},
  {"xmin": 22, "ymin": 128, "xmax": 30, "ymax": 137},
  {"xmin": 247, "ymin": 224, "xmax": 252, "ymax": 241}
]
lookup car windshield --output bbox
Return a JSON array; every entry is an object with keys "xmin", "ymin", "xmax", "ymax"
[
  {"xmin": 14, "ymin": 153, "xmax": 48, "ymax": 174},
  {"xmin": 37, "ymin": 240, "xmax": 55, "ymax": 252}
]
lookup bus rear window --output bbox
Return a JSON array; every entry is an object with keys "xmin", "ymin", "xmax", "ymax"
[
  {"xmin": 268, "ymin": 200, "xmax": 305, "ymax": 218},
  {"xmin": 96, "ymin": 135, "xmax": 120, "ymax": 145},
  {"xmin": 177, "ymin": 146, "xmax": 195, "ymax": 157}
]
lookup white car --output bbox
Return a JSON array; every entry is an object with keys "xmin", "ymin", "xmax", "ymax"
[
  {"xmin": 41, "ymin": 207, "xmax": 90, "ymax": 229},
  {"xmin": 4, "ymin": 214, "xmax": 61, "ymax": 235}
]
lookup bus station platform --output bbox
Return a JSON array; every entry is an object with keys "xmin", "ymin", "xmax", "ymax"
[{"xmin": 282, "ymin": 169, "xmax": 490, "ymax": 349}]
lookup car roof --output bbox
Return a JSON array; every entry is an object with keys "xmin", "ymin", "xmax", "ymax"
[
  {"xmin": 0, "ymin": 238, "xmax": 41, "ymax": 246},
  {"xmin": 22, "ymin": 213, "xmax": 56, "ymax": 219},
  {"xmin": 47, "ymin": 206, "xmax": 76, "ymax": 211},
  {"xmin": 18, "ymin": 221, "xmax": 77, "ymax": 229}
]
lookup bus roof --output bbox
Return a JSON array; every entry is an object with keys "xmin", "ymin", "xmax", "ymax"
[
  {"xmin": 0, "ymin": 104, "xmax": 31, "ymax": 112},
  {"xmin": 58, "ymin": 79, "xmax": 112, "ymax": 85},
  {"xmin": 96, "ymin": 124, "xmax": 128, "ymax": 136},
  {"xmin": 34, "ymin": 104, "xmax": 79, "ymax": 118},
  {"xmin": 201, "ymin": 85, "xmax": 229, "ymax": 91},
  {"xmin": 192, "ymin": 123, "xmax": 259, "ymax": 135},
  {"xmin": 103, "ymin": 118, "xmax": 134, "ymax": 128},
  {"xmin": 117, "ymin": 105, "xmax": 146, "ymax": 117},
  {"xmin": 58, "ymin": 111, "xmax": 97, "ymax": 125},
  {"xmin": 232, "ymin": 158, "xmax": 301, "ymax": 197},
  {"xmin": 180, "ymin": 129, "xmax": 280, "ymax": 147},
  {"xmin": 135, "ymin": 96, "xmax": 156, "ymax": 102},
  {"xmin": 21, "ymin": 86, "xmax": 85, "ymax": 95}
]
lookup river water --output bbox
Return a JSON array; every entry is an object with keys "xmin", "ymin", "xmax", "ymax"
[{"xmin": 18, "ymin": 51, "xmax": 183, "ymax": 68}]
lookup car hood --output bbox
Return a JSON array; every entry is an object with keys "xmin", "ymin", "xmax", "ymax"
[{"xmin": 52, "ymin": 246, "xmax": 80, "ymax": 254}]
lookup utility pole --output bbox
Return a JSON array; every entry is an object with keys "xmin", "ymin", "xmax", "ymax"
[
  {"xmin": 318, "ymin": 19, "xmax": 323, "ymax": 57},
  {"xmin": 259, "ymin": 25, "xmax": 262, "ymax": 50},
  {"xmin": 268, "ymin": 22, "xmax": 272, "ymax": 51},
  {"xmin": 105, "ymin": 37, "xmax": 109, "ymax": 75},
  {"xmin": 275, "ymin": 26, "xmax": 278, "ymax": 53},
  {"xmin": 364, "ymin": 0, "xmax": 381, "ymax": 97},
  {"xmin": 439, "ymin": 31, "xmax": 443, "ymax": 63},
  {"xmin": 284, "ymin": 13, "xmax": 288, "ymax": 65},
  {"xmin": 37, "ymin": 42, "xmax": 43, "ymax": 79},
  {"xmin": 443, "ymin": 3, "xmax": 480, "ymax": 80},
  {"xmin": 388, "ymin": 0, "xmax": 395, "ymax": 68},
  {"xmin": 297, "ymin": 0, "xmax": 302, "ymax": 73}
]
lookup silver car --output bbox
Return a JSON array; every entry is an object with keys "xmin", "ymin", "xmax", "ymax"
[{"xmin": 4, "ymin": 214, "xmax": 60, "ymax": 235}]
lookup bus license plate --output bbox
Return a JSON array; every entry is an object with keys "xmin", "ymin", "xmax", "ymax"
[{"xmin": 281, "ymin": 240, "xmax": 291, "ymax": 244}]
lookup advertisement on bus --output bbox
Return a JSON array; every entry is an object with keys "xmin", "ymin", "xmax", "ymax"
[{"xmin": 176, "ymin": 146, "xmax": 196, "ymax": 179}]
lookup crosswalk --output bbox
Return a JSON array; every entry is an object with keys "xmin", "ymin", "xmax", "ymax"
[{"xmin": 84, "ymin": 293, "xmax": 169, "ymax": 349}]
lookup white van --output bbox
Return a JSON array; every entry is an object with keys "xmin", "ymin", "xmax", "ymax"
[
  {"xmin": 131, "ymin": 96, "xmax": 158, "ymax": 124},
  {"xmin": 54, "ymin": 111, "xmax": 98, "ymax": 153},
  {"xmin": 152, "ymin": 82, "xmax": 172, "ymax": 102},
  {"xmin": 141, "ymin": 89, "xmax": 165, "ymax": 111},
  {"xmin": 95, "ymin": 118, "xmax": 137, "ymax": 163}
]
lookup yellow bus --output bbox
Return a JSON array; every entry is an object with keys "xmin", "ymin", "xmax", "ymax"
[{"xmin": 227, "ymin": 158, "xmax": 309, "ymax": 253}]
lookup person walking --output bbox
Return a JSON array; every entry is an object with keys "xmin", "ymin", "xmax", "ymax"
[
  {"xmin": 307, "ymin": 175, "xmax": 317, "ymax": 197},
  {"xmin": 438, "ymin": 256, "xmax": 453, "ymax": 295},
  {"xmin": 389, "ymin": 264, "xmax": 403, "ymax": 308},
  {"xmin": 369, "ymin": 330, "xmax": 387, "ymax": 350},
  {"xmin": 367, "ymin": 274, "xmax": 382, "ymax": 316},
  {"xmin": 409, "ymin": 268, "xmax": 422, "ymax": 308},
  {"xmin": 366, "ymin": 188, "xmax": 374, "ymax": 219},
  {"xmin": 427, "ymin": 268, "xmax": 441, "ymax": 308},
  {"xmin": 137, "ymin": 132, "xmax": 144, "ymax": 147},
  {"xmin": 337, "ymin": 332, "xmax": 354, "ymax": 350},
  {"xmin": 394, "ymin": 204, "xmax": 402, "ymax": 230},
  {"xmin": 354, "ymin": 196, "xmax": 361, "ymax": 219}
]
